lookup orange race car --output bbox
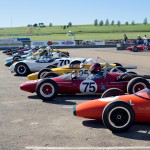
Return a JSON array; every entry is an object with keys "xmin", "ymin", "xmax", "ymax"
[{"xmin": 73, "ymin": 88, "xmax": 150, "ymax": 132}]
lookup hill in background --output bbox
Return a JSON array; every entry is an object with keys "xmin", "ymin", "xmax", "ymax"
[{"xmin": 0, "ymin": 24, "xmax": 150, "ymax": 41}]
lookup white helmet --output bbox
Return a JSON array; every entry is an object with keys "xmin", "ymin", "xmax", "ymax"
[
  {"xmin": 46, "ymin": 46, "xmax": 51, "ymax": 51},
  {"xmin": 86, "ymin": 58, "xmax": 95, "ymax": 64}
]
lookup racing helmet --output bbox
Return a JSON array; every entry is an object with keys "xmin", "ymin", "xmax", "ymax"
[
  {"xmin": 86, "ymin": 58, "xmax": 95, "ymax": 64},
  {"xmin": 90, "ymin": 63, "xmax": 101, "ymax": 74},
  {"xmin": 46, "ymin": 46, "xmax": 51, "ymax": 51}
]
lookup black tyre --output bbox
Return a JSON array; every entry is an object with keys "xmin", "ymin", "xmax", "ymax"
[
  {"xmin": 36, "ymin": 78, "xmax": 58, "ymax": 101},
  {"xmin": 12, "ymin": 50, "xmax": 17, "ymax": 54},
  {"xmin": 110, "ymin": 67, "xmax": 127, "ymax": 73},
  {"xmin": 46, "ymin": 65, "xmax": 57, "ymax": 69},
  {"xmin": 132, "ymin": 46, "xmax": 138, "ymax": 52},
  {"xmin": 43, "ymin": 72, "xmax": 58, "ymax": 78},
  {"xmin": 38, "ymin": 68, "xmax": 51, "ymax": 79},
  {"xmin": 61, "ymin": 52, "xmax": 69, "ymax": 57},
  {"xmin": 127, "ymin": 77, "xmax": 150, "ymax": 94},
  {"xmin": 69, "ymin": 60, "xmax": 81, "ymax": 68},
  {"xmin": 113, "ymin": 63, "xmax": 122, "ymax": 67},
  {"xmin": 126, "ymin": 71, "xmax": 137, "ymax": 75},
  {"xmin": 12, "ymin": 59, "xmax": 21, "ymax": 65},
  {"xmin": 13, "ymin": 56, "xmax": 21, "ymax": 61},
  {"xmin": 101, "ymin": 88, "xmax": 125, "ymax": 98},
  {"xmin": 15, "ymin": 62, "xmax": 30, "ymax": 76},
  {"xmin": 102, "ymin": 101, "xmax": 135, "ymax": 132}
]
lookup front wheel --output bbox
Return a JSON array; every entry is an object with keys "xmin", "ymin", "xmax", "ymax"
[
  {"xmin": 102, "ymin": 101, "xmax": 135, "ymax": 132},
  {"xmin": 101, "ymin": 88, "xmax": 125, "ymax": 98},
  {"xmin": 36, "ymin": 78, "xmax": 58, "ymax": 101},
  {"xmin": 38, "ymin": 68, "xmax": 51, "ymax": 79},
  {"xmin": 132, "ymin": 46, "xmax": 138, "ymax": 52}
]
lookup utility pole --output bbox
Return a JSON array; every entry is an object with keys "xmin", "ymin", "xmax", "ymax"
[{"xmin": 11, "ymin": 16, "xmax": 13, "ymax": 38}]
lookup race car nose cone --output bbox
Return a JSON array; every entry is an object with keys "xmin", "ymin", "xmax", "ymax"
[
  {"xmin": 73, "ymin": 106, "xmax": 76, "ymax": 116},
  {"xmin": 20, "ymin": 81, "xmax": 37, "ymax": 93},
  {"xmin": 20, "ymin": 83, "xmax": 29, "ymax": 92},
  {"xmin": 73, "ymin": 100, "xmax": 104, "ymax": 120}
]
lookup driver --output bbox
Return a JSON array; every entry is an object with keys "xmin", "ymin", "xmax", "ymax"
[{"xmin": 89, "ymin": 63, "xmax": 103, "ymax": 79}]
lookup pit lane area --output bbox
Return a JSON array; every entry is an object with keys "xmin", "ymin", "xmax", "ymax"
[{"xmin": 0, "ymin": 48, "xmax": 150, "ymax": 150}]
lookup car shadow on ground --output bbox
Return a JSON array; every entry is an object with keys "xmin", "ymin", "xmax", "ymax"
[
  {"xmin": 14, "ymin": 74, "xmax": 27, "ymax": 77},
  {"xmin": 28, "ymin": 94, "xmax": 101, "ymax": 105},
  {"xmin": 114, "ymin": 123, "xmax": 150, "ymax": 140},
  {"xmin": 83, "ymin": 120, "xmax": 150, "ymax": 140}
]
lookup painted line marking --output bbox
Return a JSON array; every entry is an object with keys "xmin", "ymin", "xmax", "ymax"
[
  {"xmin": 61, "ymin": 106, "xmax": 73, "ymax": 109},
  {"xmin": 25, "ymin": 146, "xmax": 150, "ymax": 150}
]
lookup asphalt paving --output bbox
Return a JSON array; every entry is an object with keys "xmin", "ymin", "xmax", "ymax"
[{"xmin": 0, "ymin": 48, "xmax": 150, "ymax": 150}]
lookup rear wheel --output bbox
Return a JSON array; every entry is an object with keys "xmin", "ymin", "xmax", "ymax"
[
  {"xmin": 127, "ymin": 77, "xmax": 150, "ymax": 94},
  {"xmin": 43, "ymin": 72, "xmax": 58, "ymax": 78},
  {"xmin": 69, "ymin": 60, "xmax": 81, "ymax": 68},
  {"xmin": 102, "ymin": 101, "xmax": 135, "ymax": 132},
  {"xmin": 113, "ymin": 63, "xmax": 122, "ymax": 67},
  {"xmin": 15, "ymin": 62, "xmax": 30, "ymax": 76},
  {"xmin": 110, "ymin": 67, "xmax": 127, "ymax": 73},
  {"xmin": 101, "ymin": 88, "xmax": 125, "ymax": 98},
  {"xmin": 46, "ymin": 65, "xmax": 57, "ymax": 69},
  {"xmin": 126, "ymin": 71, "xmax": 137, "ymax": 75},
  {"xmin": 13, "ymin": 56, "xmax": 21, "ymax": 61}
]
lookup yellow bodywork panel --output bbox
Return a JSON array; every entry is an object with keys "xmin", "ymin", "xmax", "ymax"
[
  {"xmin": 33, "ymin": 49, "xmax": 69, "ymax": 56},
  {"xmin": 27, "ymin": 63, "xmax": 117, "ymax": 80}
]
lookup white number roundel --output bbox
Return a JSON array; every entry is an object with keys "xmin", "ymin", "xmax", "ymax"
[{"xmin": 80, "ymin": 79, "xmax": 97, "ymax": 93}]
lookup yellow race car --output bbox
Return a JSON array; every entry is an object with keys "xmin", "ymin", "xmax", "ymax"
[
  {"xmin": 33, "ymin": 48, "xmax": 69, "ymax": 57},
  {"xmin": 27, "ymin": 61, "xmax": 123, "ymax": 80}
]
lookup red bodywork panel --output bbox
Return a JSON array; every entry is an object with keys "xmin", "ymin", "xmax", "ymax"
[
  {"xmin": 20, "ymin": 73, "xmax": 128, "ymax": 94},
  {"xmin": 126, "ymin": 45, "xmax": 150, "ymax": 51},
  {"xmin": 6, "ymin": 49, "xmax": 28, "ymax": 55}
]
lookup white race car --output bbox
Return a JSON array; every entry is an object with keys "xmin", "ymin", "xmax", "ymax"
[{"xmin": 9, "ymin": 52, "xmax": 89, "ymax": 76}]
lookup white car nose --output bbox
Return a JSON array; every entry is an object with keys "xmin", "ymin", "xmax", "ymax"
[{"xmin": 9, "ymin": 65, "xmax": 15, "ymax": 73}]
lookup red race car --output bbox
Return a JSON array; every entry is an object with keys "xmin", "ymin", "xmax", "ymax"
[
  {"xmin": 20, "ymin": 63, "xmax": 150, "ymax": 101},
  {"xmin": 73, "ymin": 88, "xmax": 150, "ymax": 132},
  {"xmin": 126, "ymin": 45, "xmax": 150, "ymax": 52},
  {"xmin": 6, "ymin": 48, "xmax": 30, "ymax": 55}
]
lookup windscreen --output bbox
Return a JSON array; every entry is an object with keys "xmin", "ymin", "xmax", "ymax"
[{"xmin": 135, "ymin": 88, "xmax": 150, "ymax": 100}]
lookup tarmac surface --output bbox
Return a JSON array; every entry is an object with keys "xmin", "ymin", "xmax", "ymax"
[{"xmin": 0, "ymin": 48, "xmax": 150, "ymax": 150}]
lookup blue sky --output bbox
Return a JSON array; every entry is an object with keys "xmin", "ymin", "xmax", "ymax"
[{"xmin": 0, "ymin": 0, "xmax": 150, "ymax": 27}]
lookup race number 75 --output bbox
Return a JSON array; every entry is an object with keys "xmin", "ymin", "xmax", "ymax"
[{"xmin": 80, "ymin": 80, "xmax": 97, "ymax": 93}]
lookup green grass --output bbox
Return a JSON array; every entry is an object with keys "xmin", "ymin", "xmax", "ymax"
[{"xmin": 0, "ymin": 24, "xmax": 150, "ymax": 41}]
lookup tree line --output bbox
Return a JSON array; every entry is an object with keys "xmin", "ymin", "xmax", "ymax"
[
  {"xmin": 27, "ymin": 18, "xmax": 148, "ymax": 28},
  {"xmin": 27, "ymin": 22, "xmax": 72, "ymax": 29},
  {"xmin": 94, "ymin": 18, "xmax": 148, "ymax": 26}
]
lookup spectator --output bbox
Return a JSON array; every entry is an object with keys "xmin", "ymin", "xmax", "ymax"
[
  {"xmin": 123, "ymin": 34, "xmax": 128, "ymax": 44},
  {"xmin": 143, "ymin": 35, "xmax": 148, "ymax": 50},
  {"xmin": 136, "ymin": 35, "xmax": 142, "ymax": 45}
]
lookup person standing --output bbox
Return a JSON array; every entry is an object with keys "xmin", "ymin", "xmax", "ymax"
[
  {"xmin": 136, "ymin": 35, "xmax": 142, "ymax": 45},
  {"xmin": 123, "ymin": 34, "xmax": 128, "ymax": 44},
  {"xmin": 143, "ymin": 35, "xmax": 148, "ymax": 50}
]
